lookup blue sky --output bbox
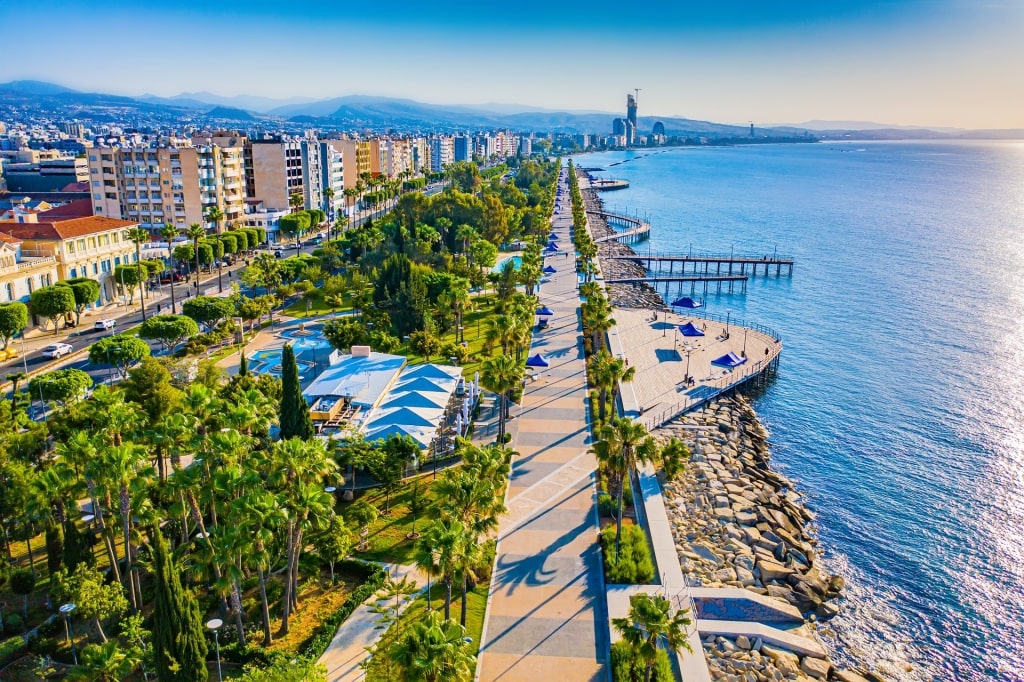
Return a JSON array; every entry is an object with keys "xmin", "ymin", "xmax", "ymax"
[{"xmin": 1, "ymin": 0, "xmax": 1022, "ymax": 128}]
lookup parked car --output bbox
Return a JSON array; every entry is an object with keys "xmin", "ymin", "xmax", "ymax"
[
  {"xmin": 160, "ymin": 272, "xmax": 185, "ymax": 283},
  {"xmin": 94, "ymin": 318, "xmax": 117, "ymax": 330},
  {"xmin": 41, "ymin": 343, "xmax": 74, "ymax": 359}
]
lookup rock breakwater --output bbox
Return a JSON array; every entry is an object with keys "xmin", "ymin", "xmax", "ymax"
[
  {"xmin": 656, "ymin": 395, "xmax": 886, "ymax": 682},
  {"xmin": 582, "ymin": 174, "xmax": 666, "ymax": 310}
]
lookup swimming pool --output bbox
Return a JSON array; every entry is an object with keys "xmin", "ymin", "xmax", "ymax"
[
  {"xmin": 248, "ymin": 349, "xmax": 315, "ymax": 377},
  {"xmin": 491, "ymin": 255, "xmax": 523, "ymax": 273}
]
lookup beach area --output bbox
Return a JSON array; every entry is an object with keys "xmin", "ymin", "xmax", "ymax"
[{"xmin": 582, "ymin": 170, "xmax": 886, "ymax": 682}]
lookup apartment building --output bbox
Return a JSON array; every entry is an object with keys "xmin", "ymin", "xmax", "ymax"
[
  {"xmin": 250, "ymin": 135, "xmax": 323, "ymax": 211},
  {"xmin": 319, "ymin": 142, "xmax": 346, "ymax": 220},
  {"xmin": 327, "ymin": 138, "xmax": 372, "ymax": 190},
  {"xmin": 429, "ymin": 136, "xmax": 454, "ymax": 172},
  {"xmin": 386, "ymin": 138, "xmax": 414, "ymax": 179},
  {"xmin": 0, "ymin": 233, "xmax": 60, "ymax": 308},
  {"xmin": 0, "ymin": 214, "xmax": 139, "ymax": 304},
  {"xmin": 369, "ymin": 139, "xmax": 388, "ymax": 177},
  {"xmin": 453, "ymin": 135, "xmax": 472, "ymax": 163},
  {"xmin": 87, "ymin": 141, "xmax": 245, "ymax": 233},
  {"xmin": 3, "ymin": 157, "xmax": 89, "ymax": 192}
]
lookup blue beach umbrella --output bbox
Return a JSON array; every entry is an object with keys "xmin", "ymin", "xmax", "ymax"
[
  {"xmin": 535, "ymin": 306, "xmax": 555, "ymax": 316},
  {"xmin": 711, "ymin": 352, "xmax": 747, "ymax": 368},
  {"xmin": 526, "ymin": 353, "xmax": 550, "ymax": 368},
  {"xmin": 547, "ymin": 241, "xmax": 560, "ymax": 249},
  {"xmin": 549, "ymin": 233, "xmax": 558, "ymax": 240},
  {"xmin": 678, "ymin": 322, "xmax": 705, "ymax": 337},
  {"xmin": 671, "ymin": 297, "xmax": 703, "ymax": 309},
  {"xmin": 543, "ymin": 265, "xmax": 558, "ymax": 274}
]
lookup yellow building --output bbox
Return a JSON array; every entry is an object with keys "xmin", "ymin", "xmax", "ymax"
[
  {"xmin": 1, "ymin": 215, "xmax": 140, "ymax": 304},
  {"xmin": 327, "ymin": 138, "xmax": 372, "ymax": 190},
  {"xmin": 0, "ymin": 233, "xmax": 60, "ymax": 309}
]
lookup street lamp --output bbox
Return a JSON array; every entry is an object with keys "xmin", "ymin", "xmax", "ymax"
[
  {"xmin": 206, "ymin": 618, "xmax": 224, "ymax": 682},
  {"xmin": 684, "ymin": 349, "xmax": 693, "ymax": 385},
  {"xmin": 60, "ymin": 602, "xmax": 78, "ymax": 665},
  {"xmin": 742, "ymin": 327, "xmax": 748, "ymax": 358},
  {"xmin": 725, "ymin": 309, "xmax": 731, "ymax": 339}
]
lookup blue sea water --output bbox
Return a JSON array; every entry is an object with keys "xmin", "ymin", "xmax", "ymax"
[{"xmin": 576, "ymin": 142, "xmax": 1024, "ymax": 681}]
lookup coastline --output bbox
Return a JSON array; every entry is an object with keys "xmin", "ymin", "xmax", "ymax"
[{"xmin": 580, "ymin": 172, "xmax": 884, "ymax": 682}]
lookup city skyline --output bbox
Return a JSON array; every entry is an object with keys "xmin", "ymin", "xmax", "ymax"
[{"xmin": 1, "ymin": 0, "xmax": 1023, "ymax": 129}]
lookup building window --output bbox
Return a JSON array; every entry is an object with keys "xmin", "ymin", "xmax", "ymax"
[
  {"xmin": 26, "ymin": 278, "xmax": 33, "ymax": 294},
  {"xmin": 77, "ymin": 239, "xmax": 86, "ymax": 251},
  {"xmin": 5, "ymin": 283, "xmax": 12, "ymax": 301},
  {"xmin": 92, "ymin": 263, "xmax": 99, "ymax": 275},
  {"xmin": 70, "ymin": 267, "xmax": 78, "ymax": 278},
  {"xmin": 88, "ymin": 237, "xmax": 96, "ymax": 249}
]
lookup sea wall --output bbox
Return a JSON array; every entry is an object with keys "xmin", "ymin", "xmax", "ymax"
[{"xmin": 655, "ymin": 396, "xmax": 886, "ymax": 682}]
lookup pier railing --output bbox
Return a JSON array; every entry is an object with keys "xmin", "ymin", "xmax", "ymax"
[
  {"xmin": 635, "ymin": 251, "xmax": 795, "ymax": 262},
  {"xmin": 638, "ymin": 311, "xmax": 782, "ymax": 431},
  {"xmin": 669, "ymin": 309, "xmax": 783, "ymax": 343}
]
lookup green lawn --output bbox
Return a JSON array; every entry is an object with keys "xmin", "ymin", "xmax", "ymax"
[
  {"xmin": 282, "ymin": 290, "xmax": 355, "ymax": 318},
  {"xmin": 392, "ymin": 294, "xmax": 499, "ymax": 379},
  {"xmin": 339, "ymin": 477, "xmax": 436, "ymax": 565}
]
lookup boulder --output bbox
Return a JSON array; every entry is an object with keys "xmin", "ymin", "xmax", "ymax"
[
  {"xmin": 800, "ymin": 655, "xmax": 831, "ymax": 679},
  {"xmin": 760, "ymin": 645, "xmax": 801, "ymax": 677},
  {"xmin": 816, "ymin": 600, "xmax": 840, "ymax": 620},
  {"xmin": 757, "ymin": 558, "xmax": 794, "ymax": 583},
  {"xmin": 735, "ymin": 566, "xmax": 757, "ymax": 586},
  {"xmin": 736, "ymin": 635, "xmax": 751, "ymax": 650}
]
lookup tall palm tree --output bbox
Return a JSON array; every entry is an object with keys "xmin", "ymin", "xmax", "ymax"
[
  {"xmin": 158, "ymin": 223, "xmax": 180, "ymax": 313},
  {"xmin": 599, "ymin": 417, "xmax": 658, "ymax": 559},
  {"xmin": 205, "ymin": 207, "xmax": 226, "ymax": 292},
  {"xmin": 389, "ymin": 610, "xmax": 475, "ymax": 682},
  {"xmin": 323, "ymin": 186, "xmax": 336, "ymax": 237},
  {"xmin": 612, "ymin": 593, "xmax": 693, "ymax": 682},
  {"xmin": 482, "ymin": 354, "xmax": 525, "ymax": 442},
  {"xmin": 415, "ymin": 520, "xmax": 465, "ymax": 621},
  {"xmin": 186, "ymin": 222, "xmax": 205, "ymax": 290},
  {"xmin": 589, "ymin": 350, "xmax": 635, "ymax": 422},
  {"xmin": 231, "ymin": 489, "xmax": 284, "ymax": 645},
  {"xmin": 289, "ymin": 192, "xmax": 304, "ymax": 212},
  {"xmin": 126, "ymin": 227, "xmax": 150, "ymax": 320}
]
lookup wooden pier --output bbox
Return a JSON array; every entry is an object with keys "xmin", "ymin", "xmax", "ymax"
[
  {"xmin": 605, "ymin": 252, "xmax": 794, "ymax": 277},
  {"xmin": 603, "ymin": 274, "xmax": 748, "ymax": 295},
  {"xmin": 588, "ymin": 210, "xmax": 651, "ymax": 244},
  {"xmin": 590, "ymin": 178, "xmax": 630, "ymax": 191}
]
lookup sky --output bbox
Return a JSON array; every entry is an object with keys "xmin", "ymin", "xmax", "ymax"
[{"xmin": 1, "ymin": 0, "xmax": 1023, "ymax": 129}]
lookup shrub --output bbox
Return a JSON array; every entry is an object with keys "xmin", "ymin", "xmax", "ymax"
[
  {"xmin": 4, "ymin": 612, "xmax": 23, "ymax": 633},
  {"xmin": 0, "ymin": 635, "xmax": 26, "ymax": 668},
  {"xmin": 610, "ymin": 640, "xmax": 673, "ymax": 682},
  {"xmin": 299, "ymin": 560, "xmax": 386, "ymax": 659},
  {"xmin": 597, "ymin": 492, "xmax": 617, "ymax": 518},
  {"xmin": 601, "ymin": 524, "xmax": 654, "ymax": 584}
]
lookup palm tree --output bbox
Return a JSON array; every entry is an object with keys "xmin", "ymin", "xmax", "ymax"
[
  {"xmin": 158, "ymin": 223, "xmax": 180, "ymax": 313},
  {"xmin": 415, "ymin": 520, "xmax": 465, "ymax": 621},
  {"xmin": 126, "ymin": 227, "xmax": 150, "ymax": 320},
  {"xmin": 589, "ymin": 350, "xmax": 636, "ymax": 422},
  {"xmin": 66, "ymin": 640, "xmax": 142, "ymax": 682},
  {"xmin": 611, "ymin": 593, "xmax": 693, "ymax": 682},
  {"xmin": 289, "ymin": 192, "xmax": 304, "ymax": 212},
  {"xmin": 481, "ymin": 354, "xmax": 525, "ymax": 442},
  {"xmin": 323, "ymin": 186, "xmax": 336, "ymax": 236},
  {"xmin": 206, "ymin": 207, "xmax": 226, "ymax": 292},
  {"xmin": 599, "ymin": 417, "xmax": 658, "ymax": 560},
  {"xmin": 582, "ymin": 296, "xmax": 616, "ymax": 353},
  {"xmin": 186, "ymin": 222, "xmax": 205, "ymax": 288},
  {"xmin": 389, "ymin": 610, "xmax": 475, "ymax": 682},
  {"xmin": 659, "ymin": 437, "xmax": 689, "ymax": 481}
]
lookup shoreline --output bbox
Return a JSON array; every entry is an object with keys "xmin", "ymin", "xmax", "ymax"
[{"xmin": 580, "ymin": 171, "xmax": 884, "ymax": 682}]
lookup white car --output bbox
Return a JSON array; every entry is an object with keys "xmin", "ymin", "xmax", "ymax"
[
  {"xmin": 41, "ymin": 343, "xmax": 74, "ymax": 359},
  {"xmin": 94, "ymin": 318, "xmax": 117, "ymax": 330}
]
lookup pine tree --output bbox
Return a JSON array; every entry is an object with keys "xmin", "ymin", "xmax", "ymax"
[
  {"xmin": 151, "ymin": 526, "xmax": 208, "ymax": 682},
  {"xmin": 279, "ymin": 344, "xmax": 314, "ymax": 441}
]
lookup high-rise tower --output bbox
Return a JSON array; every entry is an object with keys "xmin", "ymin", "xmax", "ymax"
[{"xmin": 626, "ymin": 92, "xmax": 638, "ymax": 145}]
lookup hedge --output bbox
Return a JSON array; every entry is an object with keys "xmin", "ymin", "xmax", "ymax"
[
  {"xmin": 300, "ymin": 559, "xmax": 387, "ymax": 659},
  {"xmin": 610, "ymin": 640, "xmax": 673, "ymax": 682},
  {"xmin": 601, "ymin": 524, "xmax": 654, "ymax": 584}
]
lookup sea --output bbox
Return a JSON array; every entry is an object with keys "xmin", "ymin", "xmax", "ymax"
[{"xmin": 574, "ymin": 141, "xmax": 1024, "ymax": 681}]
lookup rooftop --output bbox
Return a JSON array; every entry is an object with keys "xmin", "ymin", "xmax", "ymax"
[{"xmin": 0, "ymin": 215, "xmax": 138, "ymax": 240}]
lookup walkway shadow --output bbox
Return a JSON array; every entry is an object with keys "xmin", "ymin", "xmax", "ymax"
[
  {"xmin": 655, "ymin": 348, "xmax": 682, "ymax": 362},
  {"xmin": 492, "ymin": 516, "xmax": 595, "ymax": 594}
]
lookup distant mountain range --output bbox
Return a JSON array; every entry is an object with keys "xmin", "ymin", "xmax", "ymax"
[{"xmin": 1, "ymin": 80, "xmax": 1021, "ymax": 140}]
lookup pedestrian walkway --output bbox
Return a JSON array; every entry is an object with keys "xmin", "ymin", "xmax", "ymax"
[
  {"xmin": 318, "ymin": 563, "xmax": 426, "ymax": 682},
  {"xmin": 477, "ymin": 170, "xmax": 608, "ymax": 682}
]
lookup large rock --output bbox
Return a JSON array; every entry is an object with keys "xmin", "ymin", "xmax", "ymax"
[
  {"xmin": 760, "ymin": 645, "xmax": 801, "ymax": 677},
  {"xmin": 800, "ymin": 656, "xmax": 831, "ymax": 679},
  {"xmin": 757, "ymin": 558, "xmax": 794, "ymax": 583}
]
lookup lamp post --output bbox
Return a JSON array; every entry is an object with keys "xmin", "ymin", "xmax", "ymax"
[
  {"xmin": 60, "ymin": 602, "xmax": 77, "ymax": 665},
  {"xmin": 685, "ymin": 349, "xmax": 692, "ymax": 384},
  {"xmin": 206, "ymin": 618, "xmax": 223, "ymax": 682},
  {"xmin": 742, "ymin": 327, "xmax": 748, "ymax": 357},
  {"xmin": 725, "ymin": 309, "xmax": 731, "ymax": 339}
]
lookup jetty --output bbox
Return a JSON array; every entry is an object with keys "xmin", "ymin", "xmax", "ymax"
[
  {"xmin": 590, "ymin": 178, "xmax": 630, "ymax": 191},
  {"xmin": 606, "ymin": 252, "xmax": 795, "ymax": 277},
  {"xmin": 587, "ymin": 210, "xmax": 651, "ymax": 244},
  {"xmin": 604, "ymin": 274, "xmax": 749, "ymax": 295}
]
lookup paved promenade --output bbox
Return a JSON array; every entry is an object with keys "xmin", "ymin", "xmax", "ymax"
[{"xmin": 477, "ymin": 170, "xmax": 608, "ymax": 681}]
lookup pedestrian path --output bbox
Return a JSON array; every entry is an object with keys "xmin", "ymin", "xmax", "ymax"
[
  {"xmin": 477, "ymin": 169, "xmax": 607, "ymax": 682},
  {"xmin": 318, "ymin": 563, "xmax": 426, "ymax": 682}
]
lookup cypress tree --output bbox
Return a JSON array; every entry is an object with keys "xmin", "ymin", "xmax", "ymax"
[
  {"xmin": 152, "ymin": 526, "xmax": 208, "ymax": 682},
  {"xmin": 63, "ymin": 520, "xmax": 91, "ymax": 572},
  {"xmin": 238, "ymin": 351, "xmax": 248, "ymax": 377},
  {"xmin": 279, "ymin": 344, "xmax": 314, "ymax": 440},
  {"xmin": 45, "ymin": 520, "xmax": 64, "ymax": 577}
]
